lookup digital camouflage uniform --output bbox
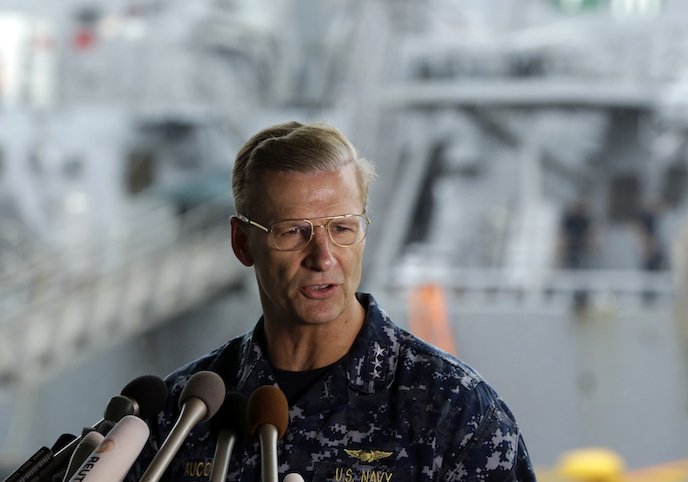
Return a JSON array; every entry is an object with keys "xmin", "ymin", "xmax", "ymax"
[{"xmin": 126, "ymin": 293, "xmax": 536, "ymax": 482}]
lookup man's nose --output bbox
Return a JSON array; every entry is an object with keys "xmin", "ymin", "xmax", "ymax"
[{"xmin": 303, "ymin": 225, "xmax": 335, "ymax": 270}]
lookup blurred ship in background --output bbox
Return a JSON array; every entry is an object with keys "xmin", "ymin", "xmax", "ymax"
[{"xmin": 1, "ymin": 0, "xmax": 688, "ymax": 476}]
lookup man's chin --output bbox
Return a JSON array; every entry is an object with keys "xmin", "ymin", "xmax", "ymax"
[
  {"xmin": 296, "ymin": 307, "xmax": 343, "ymax": 326},
  {"xmin": 293, "ymin": 297, "xmax": 348, "ymax": 325}
]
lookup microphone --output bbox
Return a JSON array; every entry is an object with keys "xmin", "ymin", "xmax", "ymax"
[
  {"xmin": 65, "ymin": 415, "xmax": 149, "ymax": 482},
  {"xmin": 30, "ymin": 375, "xmax": 168, "ymax": 482},
  {"xmin": 138, "ymin": 371, "xmax": 226, "ymax": 482},
  {"xmin": 94, "ymin": 422, "xmax": 114, "ymax": 437},
  {"xmin": 62, "ymin": 432, "xmax": 105, "ymax": 482},
  {"xmin": 1, "ymin": 433, "xmax": 78, "ymax": 482},
  {"xmin": 246, "ymin": 386, "xmax": 289, "ymax": 482},
  {"xmin": 284, "ymin": 474, "xmax": 306, "ymax": 482},
  {"xmin": 2, "ymin": 447, "xmax": 53, "ymax": 482},
  {"xmin": 52, "ymin": 436, "xmax": 79, "ymax": 453},
  {"xmin": 98, "ymin": 375, "xmax": 169, "ymax": 427},
  {"xmin": 208, "ymin": 392, "xmax": 249, "ymax": 482},
  {"xmin": 118, "ymin": 375, "xmax": 169, "ymax": 421}
]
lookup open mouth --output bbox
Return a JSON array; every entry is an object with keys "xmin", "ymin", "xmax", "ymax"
[{"xmin": 311, "ymin": 284, "xmax": 333, "ymax": 290}]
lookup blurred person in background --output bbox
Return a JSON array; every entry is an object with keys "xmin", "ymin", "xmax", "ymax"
[
  {"xmin": 635, "ymin": 197, "xmax": 665, "ymax": 271},
  {"xmin": 558, "ymin": 196, "xmax": 597, "ymax": 270},
  {"xmin": 126, "ymin": 121, "xmax": 536, "ymax": 482}
]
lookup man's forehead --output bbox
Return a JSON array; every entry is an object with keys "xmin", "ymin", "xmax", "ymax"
[{"xmin": 251, "ymin": 166, "xmax": 364, "ymax": 220}]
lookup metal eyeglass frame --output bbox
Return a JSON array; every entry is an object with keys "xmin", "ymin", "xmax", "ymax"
[{"xmin": 235, "ymin": 213, "xmax": 371, "ymax": 251}]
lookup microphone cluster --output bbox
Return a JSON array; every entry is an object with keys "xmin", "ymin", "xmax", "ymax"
[{"xmin": 3, "ymin": 373, "xmax": 296, "ymax": 482}]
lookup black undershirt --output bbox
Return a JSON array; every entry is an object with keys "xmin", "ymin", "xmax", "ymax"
[{"xmin": 272, "ymin": 362, "xmax": 338, "ymax": 407}]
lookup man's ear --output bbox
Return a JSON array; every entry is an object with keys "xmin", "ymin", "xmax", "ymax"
[{"xmin": 230, "ymin": 216, "xmax": 255, "ymax": 266}]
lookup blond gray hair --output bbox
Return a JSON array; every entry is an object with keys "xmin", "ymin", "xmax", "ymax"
[{"xmin": 232, "ymin": 121, "xmax": 376, "ymax": 216}]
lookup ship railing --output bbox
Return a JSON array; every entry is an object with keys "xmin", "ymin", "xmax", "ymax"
[
  {"xmin": 390, "ymin": 264, "xmax": 675, "ymax": 312},
  {"xmin": 0, "ymin": 198, "xmax": 245, "ymax": 398}
]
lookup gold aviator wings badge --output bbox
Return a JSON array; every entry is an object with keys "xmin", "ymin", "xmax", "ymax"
[{"xmin": 344, "ymin": 449, "xmax": 394, "ymax": 463}]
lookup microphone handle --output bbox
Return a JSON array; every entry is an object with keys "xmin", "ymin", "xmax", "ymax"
[
  {"xmin": 256, "ymin": 424, "xmax": 279, "ymax": 482},
  {"xmin": 65, "ymin": 416, "xmax": 149, "ymax": 482},
  {"xmin": 29, "ymin": 418, "xmax": 106, "ymax": 482},
  {"xmin": 209, "ymin": 430, "xmax": 237, "ymax": 482},
  {"xmin": 2, "ymin": 447, "xmax": 52, "ymax": 482},
  {"xmin": 62, "ymin": 432, "xmax": 105, "ymax": 482},
  {"xmin": 139, "ymin": 398, "xmax": 208, "ymax": 482}
]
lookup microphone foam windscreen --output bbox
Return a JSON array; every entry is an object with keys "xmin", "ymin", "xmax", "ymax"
[
  {"xmin": 210, "ymin": 392, "xmax": 249, "ymax": 441},
  {"xmin": 121, "ymin": 375, "xmax": 169, "ymax": 420},
  {"xmin": 77, "ymin": 431, "xmax": 104, "ymax": 452},
  {"xmin": 63, "ymin": 431, "xmax": 105, "ymax": 481},
  {"xmin": 103, "ymin": 395, "xmax": 135, "ymax": 423},
  {"xmin": 65, "ymin": 416, "xmax": 149, "ymax": 482},
  {"xmin": 179, "ymin": 371, "xmax": 226, "ymax": 423},
  {"xmin": 284, "ymin": 474, "xmax": 305, "ymax": 482},
  {"xmin": 247, "ymin": 385, "xmax": 289, "ymax": 440}
]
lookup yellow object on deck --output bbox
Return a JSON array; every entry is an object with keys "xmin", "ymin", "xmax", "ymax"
[
  {"xmin": 555, "ymin": 447, "xmax": 626, "ymax": 482},
  {"xmin": 624, "ymin": 458, "xmax": 688, "ymax": 482}
]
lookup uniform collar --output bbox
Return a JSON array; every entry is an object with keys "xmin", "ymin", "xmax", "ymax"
[
  {"xmin": 234, "ymin": 317, "xmax": 277, "ymax": 394},
  {"xmin": 346, "ymin": 293, "xmax": 400, "ymax": 393},
  {"xmin": 234, "ymin": 293, "xmax": 400, "ymax": 395}
]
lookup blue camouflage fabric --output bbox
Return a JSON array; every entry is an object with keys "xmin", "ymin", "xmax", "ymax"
[{"xmin": 126, "ymin": 293, "xmax": 536, "ymax": 482}]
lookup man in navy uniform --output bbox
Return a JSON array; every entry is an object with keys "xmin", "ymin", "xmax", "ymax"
[{"xmin": 127, "ymin": 122, "xmax": 536, "ymax": 482}]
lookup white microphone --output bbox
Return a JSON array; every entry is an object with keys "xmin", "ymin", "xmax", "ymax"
[
  {"xmin": 246, "ymin": 386, "xmax": 289, "ymax": 482},
  {"xmin": 138, "ymin": 371, "xmax": 226, "ymax": 482},
  {"xmin": 31, "ymin": 375, "xmax": 168, "ymax": 482},
  {"xmin": 66, "ymin": 415, "xmax": 149, "ymax": 482},
  {"xmin": 62, "ymin": 432, "xmax": 105, "ymax": 482},
  {"xmin": 284, "ymin": 474, "xmax": 306, "ymax": 482}
]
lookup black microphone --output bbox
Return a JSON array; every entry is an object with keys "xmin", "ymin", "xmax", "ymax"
[
  {"xmin": 118, "ymin": 375, "xmax": 169, "ymax": 420},
  {"xmin": 29, "ymin": 375, "xmax": 168, "ymax": 482},
  {"xmin": 2, "ymin": 447, "xmax": 53, "ymax": 482},
  {"xmin": 1, "ymin": 432, "xmax": 79, "ymax": 482},
  {"xmin": 246, "ymin": 386, "xmax": 289, "ymax": 482},
  {"xmin": 52, "ymin": 436, "xmax": 78, "ymax": 454},
  {"xmin": 208, "ymin": 392, "xmax": 249, "ymax": 482},
  {"xmin": 138, "ymin": 371, "xmax": 225, "ymax": 482},
  {"xmin": 96, "ymin": 375, "xmax": 169, "ymax": 428},
  {"xmin": 94, "ymin": 422, "xmax": 114, "ymax": 437}
]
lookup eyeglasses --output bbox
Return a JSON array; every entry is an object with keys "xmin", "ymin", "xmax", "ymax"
[{"xmin": 236, "ymin": 213, "xmax": 370, "ymax": 251}]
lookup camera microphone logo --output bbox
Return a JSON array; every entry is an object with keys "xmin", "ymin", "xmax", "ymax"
[{"xmin": 95, "ymin": 440, "xmax": 115, "ymax": 454}]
